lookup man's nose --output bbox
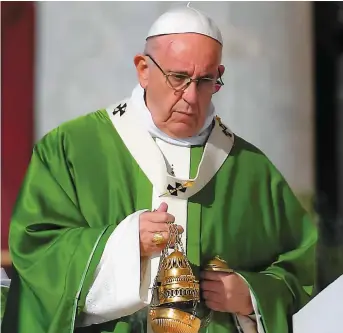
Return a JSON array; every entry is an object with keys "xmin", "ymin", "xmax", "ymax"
[{"xmin": 182, "ymin": 81, "xmax": 199, "ymax": 105}]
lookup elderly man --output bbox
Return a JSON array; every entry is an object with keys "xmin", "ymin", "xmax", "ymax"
[{"xmin": 2, "ymin": 5, "xmax": 317, "ymax": 333}]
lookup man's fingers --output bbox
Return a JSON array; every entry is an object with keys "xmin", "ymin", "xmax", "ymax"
[
  {"xmin": 177, "ymin": 225, "xmax": 184, "ymax": 234},
  {"xmin": 156, "ymin": 202, "xmax": 168, "ymax": 212},
  {"xmin": 202, "ymin": 290, "xmax": 221, "ymax": 301},
  {"xmin": 149, "ymin": 212, "xmax": 175, "ymax": 224},
  {"xmin": 149, "ymin": 222, "xmax": 171, "ymax": 233},
  {"xmin": 201, "ymin": 280, "xmax": 221, "ymax": 293},
  {"xmin": 201, "ymin": 271, "xmax": 228, "ymax": 281},
  {"xmin": 205, "ymin": 300, "xmax": 224, "ymax": 312}
]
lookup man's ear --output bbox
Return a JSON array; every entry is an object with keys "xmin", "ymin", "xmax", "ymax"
[
  {"xmin": 218, "ymin": 64, "xmax": 225, "ymax": 77},
  {"xmin": 134, "ymin": 54, "xmax": 149, "ymax": 89},
  {"xmin": 214, "ymin": 64, "xmax": 225, "ymax": 93}
]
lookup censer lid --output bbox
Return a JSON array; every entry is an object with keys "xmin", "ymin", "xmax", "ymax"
[
  {"xmin": 161, "ymin": 250, "xmax": 193, "ymax": 278},
  {"xmin": 166, "ymin": 250, "xmax": 184, "ymax": 259},
  {"xmin": 157, "ymin": 249, "xmax": 200, "ymax": 304}
]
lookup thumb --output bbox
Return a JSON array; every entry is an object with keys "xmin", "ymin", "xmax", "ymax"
[{"xmin": 156, "ymin": 202, "xmax": 168, "ymax": 212}]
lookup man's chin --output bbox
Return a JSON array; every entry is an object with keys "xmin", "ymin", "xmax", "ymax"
[{"xmin": 167, "ymin": 123, "xmax": 199, "ymax": 139}]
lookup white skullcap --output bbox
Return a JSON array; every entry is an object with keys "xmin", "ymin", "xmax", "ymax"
[{"xmin": 146, "ymin": 4, "xmax": 223, "ymax": 45}]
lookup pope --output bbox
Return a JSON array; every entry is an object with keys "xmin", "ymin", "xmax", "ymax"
[{"xmin": 2, "ymin": 5, "xmax": 317, "ymax": 333}]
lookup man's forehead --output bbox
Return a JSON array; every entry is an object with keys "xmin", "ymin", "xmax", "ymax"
[
  {"xmin": 152, "ymin": 34, "xmax": 221, "ymax": 57},
  {"xmin": 153, "ymin": 33, "xmax": 221, "ymax": 49},
  {"xmin": 163, "ymin": 55, "xmax": 220, "ymax": 77},
  {"xmin": 154, "ymin": 35, "xmax": 221, "ymax": 72}
]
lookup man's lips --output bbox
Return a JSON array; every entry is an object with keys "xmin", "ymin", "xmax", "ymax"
[{"xmin": 174, "ymin": 110, "xmax": 195, "ymax": 116}]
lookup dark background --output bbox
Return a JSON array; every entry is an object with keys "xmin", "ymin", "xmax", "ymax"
[{"xmin": 313, "ymin": 1, "xmax": 343, "ymax": 292}]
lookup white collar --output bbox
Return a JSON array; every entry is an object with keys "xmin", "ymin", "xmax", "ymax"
[{"xmin": 131, "ymin": 84, "xmax": 215, "ymax": 147}]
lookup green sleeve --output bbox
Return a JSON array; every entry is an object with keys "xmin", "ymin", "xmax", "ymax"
[
  {"xmin": 2, "ymin": 130, "xmax": 117, "ymax": 333},
  {"xmin": 237, "ymin": 168, "xmax": 318, "ymax": 333}
]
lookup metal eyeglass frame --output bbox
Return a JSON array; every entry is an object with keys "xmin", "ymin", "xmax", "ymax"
[{"xmin": 145, "ymin": 54, "xmax": 224, "ymax": 94}]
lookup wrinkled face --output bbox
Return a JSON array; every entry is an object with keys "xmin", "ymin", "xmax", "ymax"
[{"xmin": 134, "ymin": 33, "xmax": 224, "ymax": 139}]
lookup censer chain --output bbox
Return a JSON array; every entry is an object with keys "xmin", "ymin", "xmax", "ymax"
[{"xmin": 150, "ymin": 222, "xmax": 180, "ymax": 307}]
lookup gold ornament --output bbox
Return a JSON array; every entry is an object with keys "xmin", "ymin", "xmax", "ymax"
[
  {"xmin": 152, "ymin": 232, "xmax": 165, "ymax": 245},
  {"xmin": 204, "ymin": 255, "xmax": 234, "ymax": 273}
]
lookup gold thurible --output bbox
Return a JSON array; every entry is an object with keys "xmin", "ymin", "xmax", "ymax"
[
  {"xmin": 148, "ymin": 219, "xmax": 233, "ymax": 333},
  {"xmin": 149, "ymin": 223, "xmax": 203, "ymax": 333}
]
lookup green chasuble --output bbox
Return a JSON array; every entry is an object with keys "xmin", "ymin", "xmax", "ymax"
[{"xmin": 2, "ymin": 101, "xmax": 317, "ymax": 333}]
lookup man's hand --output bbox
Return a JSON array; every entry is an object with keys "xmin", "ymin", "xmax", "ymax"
[
  {"xmin": 200, "ymin": 271, "xmax": 253, "ymax": 315},
  {"xmin": 139, "ymin": 202, "xmax": 183, "ymax": 257}
]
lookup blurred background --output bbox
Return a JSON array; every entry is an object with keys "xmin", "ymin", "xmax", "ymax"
[{"xmin": 1, "ymin": 1, "xmax": 342, "ymax": 292}]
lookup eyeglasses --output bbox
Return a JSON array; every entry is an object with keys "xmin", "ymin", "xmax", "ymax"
[{"xmin": 145, "ymin": 54, "xmax": 224, "ymax": 94}]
